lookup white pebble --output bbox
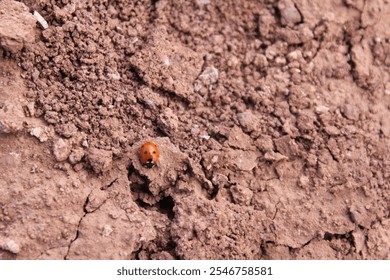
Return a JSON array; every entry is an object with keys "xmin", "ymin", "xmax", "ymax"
[
  {"xmin": 0, "ymin": 239, "xmax": 20, "ymax": 254},
  {"xmin": 53, "ymin": 138, "xmax": 71, "ymax": 161},
  {"xmin": 29, "ymin": 127, "xmax": 48, "ymax": 142},
  {"xmin": 198, "ymin": 66, "xmax": 219, "ymax": 85},
  {"xmin": 33, "ymin": 11, "xmax": 49, "ymax": 30},
  {"xmin": 102, "ymin": 224, "xmax": 113, "ymax": 237}
]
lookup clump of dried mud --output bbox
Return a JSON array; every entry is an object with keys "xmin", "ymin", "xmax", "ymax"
[{"xmin": 0, "ymin": 0, "xmax": 389, "ymax": 260}]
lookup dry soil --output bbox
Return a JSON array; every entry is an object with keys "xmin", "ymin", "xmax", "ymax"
[{"xmin": 0, "ymin": 0, "xmax": 389, "ymax": 260}]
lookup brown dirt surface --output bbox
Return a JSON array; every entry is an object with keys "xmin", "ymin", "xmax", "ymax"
[{"xmin": 0, "ymin": 0, "xmax": 389, "ymax": 260}]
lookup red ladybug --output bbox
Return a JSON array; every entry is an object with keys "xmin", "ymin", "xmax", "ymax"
[{"xmin": 139, "ymin": 141, "xmax": 159, "ymax": 168}]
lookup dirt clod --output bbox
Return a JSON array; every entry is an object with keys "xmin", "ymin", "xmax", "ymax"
[
  {"xmin": 129, "ymin": 28, "xmax": 203, "ymax": 101},
  {"xmin": 87, "ymin": 148, "xmax": 113, "ymax": 174}
]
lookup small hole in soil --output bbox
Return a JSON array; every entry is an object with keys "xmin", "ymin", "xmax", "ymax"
[
  {"xmin": 209, "ymin": 185, "xmax": 219, "ymax": 200},
  {"xmin": 324, "ymin": 232, "xmax": 333, "ymax": 240},
  {"xmin": 295, "ymin": 137, "xmax": 312, "ymax": 151},
  {"xmin": 157, "ymin": 196, "xmax": 175, "ymax": 220},
  {"xmin": 135, "ymin": 199, "xmax": 150, "ymax": 209}
]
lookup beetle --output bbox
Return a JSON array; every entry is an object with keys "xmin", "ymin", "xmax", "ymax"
[{"xmin": 139, "ymin": 141, "xmax": 159, "ymax": 168}]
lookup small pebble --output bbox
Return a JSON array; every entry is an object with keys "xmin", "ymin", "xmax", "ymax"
[
  {"xmin": 277, "ymin": 0, "xmax": 302, "ymax": 26},
  {"xmin": 33, "ymin": 11, "xmax": 49, "ymax": 29},
  {"xmin": 53, "ymin": 138, "xmax": 71, "ymax": 162},
  {"xmin": 102, "ymin": 224, "xmax": 113, "ymax": 237}
]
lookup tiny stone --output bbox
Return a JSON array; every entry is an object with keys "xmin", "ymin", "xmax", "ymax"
[
  {"xmin": 193, "ymin": 81, "xmax": 202, "ymax": 92},
  {"xmin": 82, "ymin": 139, "xmax": 89, "ymax": 148},
  {"xmin": 52, "ymin": 138, "xmax": 71, "ymax": 162},
  {"xmin": 29, "ymin": 127, "xmax": 48, "ymax": 142},
  {"xmin": 107, "ymin": 72, "xmax": 121, "ymax": 80},
  {"xmin": 68, "ymin": 148, "xmax": 85, "ymax": 164},
  {"xmin": 144, "ymin": 99, "xmax": 156, "ymax": 109},
  {"xmin": 198, "ymin": 66, "xmax": 219, "ymax": 85},
  {"xmin": 315, "ymin": 105, "xmax": 330, "ymax": 114},
  {"xmin": 73, "ymin": 163, "xmax": 84, "ymax": 172},
  {"xmin": 342, "ymin": 104, "xmax": 359, "ymax": 120},
  {"xmin": 212, "ymin": 173, "xmax": 228, "ymax": 186},
  {"xmin": 33, "ymin": 11, "xmax": 49, "ymax": 29},
  {"xmin": 287, "ymin": 50, "xmax": 302, "ymax": 62},
  {"xmin": 108, "ymin": 210, "xmax": 121, "ymax": 219},
  {"xmin": 278, "ymin": 0, "xmax": 302, "ymax": 26},
  {"xmin": 199, "ymin": 131, "xmax": 210, "ymax": 140},
  {"xmin": 324, "ymin": 126, "xmax": 340, "ymax": 136},
  {"xmin": 197, "ymin": 0, "xmax": 211, "ymax": 5},
  {"xmin": 298, "ymin": 175, "xmax": 310, "ymax": 188},
  {"xmin": 102, "ymin": 224, "xmax": 113, "ymax": 237},
  {"xmin": 0, "ymin": 239, "xmax": 20, "ymax": 254},
  {"xmin": 275, "ymin": 56, "xmax": 287, "ymax": 66},
  {"xmin": 264, "ymin": 151, "xmax": 288, "ymax": 162}
]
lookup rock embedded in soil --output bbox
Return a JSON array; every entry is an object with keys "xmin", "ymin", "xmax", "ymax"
[
  {"xmin": 342, "ymin": 104, "xmax": 360, "ymax": 121},
  {"xmin": 0, "ymin": 239, "xmax": 20, "ymax": 254},
  {"xmin": 52, "ymin": 138, "xmax": 71, "ymax": 162},
  {"xmin": 53, "ymin": 2, "xmax": 77, "ymax": 22},
  {"xmin": 33, "ymin": 11, "xmax": 48, "ymax": 30},
  {"xmin": 278, "ymin": 25, "xmax": 314, "ymax": 45},
  {"xmin": 277, "ymin": 0, "xmax": 302, "ymax": 26},
  {"xmin": 349, "ymin": 204, "xmax": 376, "ymax": 228},
  {"xmin": 0, "ymin": 99, "xmax": 25, "ymax": 134},
  {"xmin": 226, "ymin": 149, "xmax": 260, "ymax": 171},
  {"xmin": 29, "ymin": 127, "xmax": 49, "ymax": 142},
  {"xmin": 211, "ymin": 173, "xmax": 229, "ymax": 187},
  {"xmin": 194, "ymin": 65, "xmax": 219, "ymax": 92},
  {"xmin": 198, "ymin": 66, "xmax": 219, "ymax": 85}
]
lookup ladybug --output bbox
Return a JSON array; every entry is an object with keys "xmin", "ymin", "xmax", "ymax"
[{"xmin": 139, "ymin": 141, "xmax": 159, "ymax": 168}]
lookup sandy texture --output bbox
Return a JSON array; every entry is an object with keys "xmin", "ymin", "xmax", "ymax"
[{"xmin": 0, "ymin": 0, "xmax": 389, "ymax": 260}]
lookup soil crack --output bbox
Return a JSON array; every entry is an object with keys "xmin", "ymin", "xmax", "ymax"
[{"xmin": 64, "ymin": 190, "xmax": 91, "ymax": 260}]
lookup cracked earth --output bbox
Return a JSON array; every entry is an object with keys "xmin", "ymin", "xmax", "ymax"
[{"xmin": 1, "ymin": 0, "xmax": 390, "ymax": 259}]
